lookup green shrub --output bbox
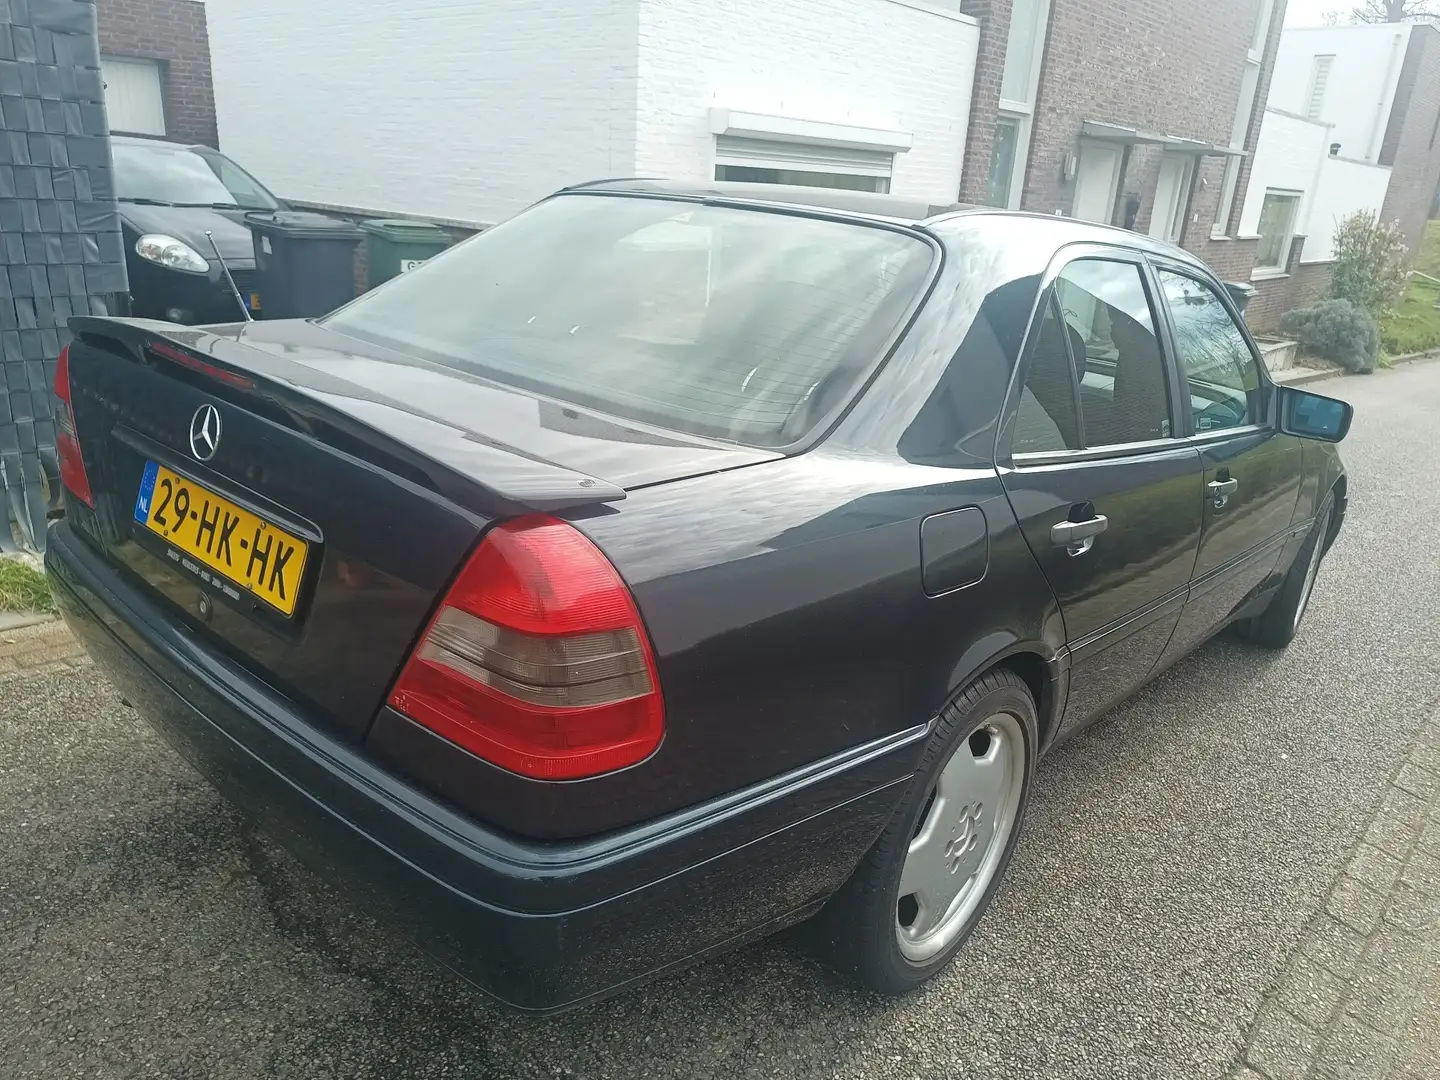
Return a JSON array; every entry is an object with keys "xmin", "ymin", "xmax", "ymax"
[
  {"xmin": 1330, "ymin": 211, "xmax": 1408, "ymax": 317},
  {"xmin": 1280, "ymin": 299, "xmax": 1381, "ymax": 374}
]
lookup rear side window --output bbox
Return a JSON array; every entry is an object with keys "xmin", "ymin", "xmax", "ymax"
[
  {"xmin": 1013, "ymin": 298, "xmax": 1082, "ymax": 454},
  {"xmin": 323, "ymin": 194, "xmax": 934, "ymax": 448},
  {"xmin": 1056, "ymin": 259, "xmax": 1171, "ymax": 446}
]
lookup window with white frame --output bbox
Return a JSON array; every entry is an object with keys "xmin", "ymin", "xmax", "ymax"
[
  {"xmin": 1213, "ymin": 0, "xmax": 1275, "ymax": 236},
  {"xmin": 1306, "ymin": 55, "xmax": 1335, "ymax": 120},
  {"xmin": 986, "ymin": 0, "xmax": 1052, "ymax": 208},
  {"xmin": 100, "ymin": 55, "xmax": 166, "ymax": 137},
  {"xmin": 1255, "ymin": 190, "xmax": 1301, "ymax": 270},
  {"xmin": 713, "ymin": 136, "xmax": 894, "ymax": 194}
]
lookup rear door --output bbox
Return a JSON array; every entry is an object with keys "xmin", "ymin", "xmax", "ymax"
[
  {"xmin": 998, "ymin": 250, "xmax": 1203, "ymax": 736},
  {"xmin": 1149, "ymin": 264, "xmax": 1303, "ymax": 662}
]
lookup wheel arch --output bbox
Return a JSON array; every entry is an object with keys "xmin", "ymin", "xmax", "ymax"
[{"xmin": 944, "ymin": 636, "xmax": 1064, "ymax": 753}]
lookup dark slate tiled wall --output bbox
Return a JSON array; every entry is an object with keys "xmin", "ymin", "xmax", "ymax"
[{"xmin": 0, "ymin": 0, "xmax": 126, "ymax": 549}]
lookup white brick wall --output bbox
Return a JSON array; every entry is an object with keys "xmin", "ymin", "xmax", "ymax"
[
  {"xmin": 204, "ymin": 0, "xmax": 976, "ymax": 224},
  {"xmin": 633, "ymin": 0, "xmax": 977, "ymax": 206},
  {"xmin": 1269, "ymin": 25, "xmax": 1411, "ymax": 165},
  {"xmin": 204, "ymin": 0, "xmax": 640, "ymax": 224},
  {"xmin": 1302, "ymin": 156, "xmax": 1392, "ymax": 263},
  {"xmin": 1239, "ymin": 109, "xmax": 1330, "ymax": 240}
]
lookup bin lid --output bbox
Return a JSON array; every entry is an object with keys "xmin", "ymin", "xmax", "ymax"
[
  {"xmin": 245, "ymin": 211, "xmax": 365, "ymax": 240},
  {"xmin": 360, "ymin": 217, "xmax": 450, "ymax": 243}
]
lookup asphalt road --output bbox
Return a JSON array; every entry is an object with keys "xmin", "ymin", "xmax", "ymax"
[{"xmin": 4, "ymin": 361, "xmax": 1439, "ymax": 1080}]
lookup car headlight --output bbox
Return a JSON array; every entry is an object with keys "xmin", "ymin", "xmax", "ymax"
[{"xmin": 135, "ymin": 234, "xmax": 210, "ymax": 275}]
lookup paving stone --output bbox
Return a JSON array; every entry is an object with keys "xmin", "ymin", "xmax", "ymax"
[
  {"xmin": 1401, "ymin": 850, "xmax": 1440, "ymax": 893},
  {"xmin": 1383, "ymin": 881, "xmax": 1440, "ymax": 936},
  {"xmin": 1276, "ymin": 954, "xmax": 1346, "ymax": 1030},
  {"xmin": 1312, "ymin": 1016, "xmax": 1397, "ymax": 1079},
  {"xmin": 1394, "ymin": 763, "xmax": 1440, "ymax": 801},
  {"xmin": 1301, "ymin": 915, "xmax": 1371, "ymax": 981},
  {"xmin": 1351, "ymin": 843, "xmax": 1405, "ymax": 894},
  {"xmin": 1327, "ymin": 875, "xmax": 1389, "ymax": 936},
  {"xmin": 1367, "ymin": 807, "xmax": 1423, "ymax": 860},
  {"xmin": 1245, "ymin": 1001, "xmax": 1321, "ymax": 1080}
]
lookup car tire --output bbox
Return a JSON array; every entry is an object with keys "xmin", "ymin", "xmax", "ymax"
[
  {"xmin": 816, "ymin": 668, "xmax": 1037, "ymax": 995},
  {"xmin": 1242, "ymin": 493, "xmax": 1335, "ymax": 650}
]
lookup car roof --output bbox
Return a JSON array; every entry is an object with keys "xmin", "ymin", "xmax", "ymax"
[
  {"xmin": 561, "ymin": 178, "xmax": 1214, "ymax": 274},
  {"xmin": 110, "ymin": 134, "xmax": 206, "ymax": 152}
]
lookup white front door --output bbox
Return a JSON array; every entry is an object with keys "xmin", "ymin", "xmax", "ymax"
[
  {"xmin": 1149, "ymin": 153, "xmax": 1194, "ymax": 243},
  {"xmin": 1072, "ymin": 143, "xmax": 1122, "ymax": 224}
]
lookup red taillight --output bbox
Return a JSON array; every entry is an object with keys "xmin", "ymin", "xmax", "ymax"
[
  {"xmin": 52, "ymin": 344, "xmax": 94, "ymax": 508},
  {"xmin": 387, "ymin": 515, "xmax": 664, "ymax": 780}
]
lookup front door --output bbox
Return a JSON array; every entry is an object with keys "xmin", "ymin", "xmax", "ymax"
[
  {"xmin": 1150, "ymin": 265, "xmax": 1303, "ymax": 663},
  {"xmin": 1149, "ymin": 153, "xmax": 1194, "ymax": 244},
  {"xmin": 1000, "ymin": 254, "xmax": 1203, "ymax": 734},
  {"xmin": 1072, "ymin": 143, "xmax": 1122, "ymax": 224}
]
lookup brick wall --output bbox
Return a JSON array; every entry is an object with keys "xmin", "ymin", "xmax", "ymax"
[
  {"xmin": 95, "ymin": 0, "xmax": 216, "ymax": 146},
  {"xmin": 1378, "ymin": 25, "xmax": 1440, "ymax": 264},
  {"xmin": 957, "ymin": 0, "xmax": 1012, "ymax": 205},
  {"xmin": 1022, "ymin": 0, "xmax": 1284, "ymax": 283},
  {"xmin": 1246, "ymin": 248, "xmax": 1334, "ymax": 335}
]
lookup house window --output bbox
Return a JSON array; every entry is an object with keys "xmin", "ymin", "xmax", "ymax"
[
  {"xmin": 989, "ymin": 0, "xmax": 1052, "ymax": 210},
  {"xmin": 986, "ymin": 116, "xmax": 1021, "ymax": 207},
  {"xmin": 1213, "ymin": 0, "xmax": 1275, "ymax": 236},
  {"xmin": 1255, "ymin": 191, "xmax": 1301, "ymax": 270},
  {"xmin": 714, "ymin": 136, "xmax": 893, "ymax": 194},
  {"xmin": 100, "ymin": 55, "xmax": 166, "ymax": 137},
  {"xmin": 1306, "ymin": 56, "xmax": 1334, "ymax": 120}
]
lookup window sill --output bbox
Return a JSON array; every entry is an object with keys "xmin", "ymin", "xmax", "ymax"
[{"xmin": 1250, "ymin": 268, "xmax": 1290, "ymax": 282}]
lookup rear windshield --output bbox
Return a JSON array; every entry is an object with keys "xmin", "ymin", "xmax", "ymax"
[{"xmin": 322, "ymin": 194, "xmax": 934, "ymax": 447}]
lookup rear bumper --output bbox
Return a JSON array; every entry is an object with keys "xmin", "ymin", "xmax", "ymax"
[{"xmin": 45, "ymin": 522, "xmax": 921, "ymax": 1012}]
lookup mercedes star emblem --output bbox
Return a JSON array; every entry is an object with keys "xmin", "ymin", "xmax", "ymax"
[{"xmin": 189, "ymin": 404, "xmax": 222, "ymax": 462}]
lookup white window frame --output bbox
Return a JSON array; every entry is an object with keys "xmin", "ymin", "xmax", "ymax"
[
  {"xmin": 709, "ymin": 109, "xmax": 910, "ymax": 194},
  {"xmin": 992, "ymin": 0, "xmax": 1053, "ymax": 210},
  {"xmin": 99, "ymin": 55, "xmax": 166, "ymax": 137},
  {"xmin": 1306, "ymin": 55, "xmax": 1335, "ymax": 120},
  {"xmin": 1212, "ymin": 0, "xmax": 1275, "ymax": 238},
  {"xmin": 1253, "ymin": 188, "xmax": 1302, "ymax": 273}
]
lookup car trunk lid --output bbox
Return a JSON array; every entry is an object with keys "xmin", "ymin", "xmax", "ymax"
[{"xmin": 60, "ymin": 316, "xmax": 776, "ymax": 742}]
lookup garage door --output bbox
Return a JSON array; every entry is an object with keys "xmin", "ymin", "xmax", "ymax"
[{"xmin": 100, "ymin": 56, "xmax": 166, "ymax": 136}]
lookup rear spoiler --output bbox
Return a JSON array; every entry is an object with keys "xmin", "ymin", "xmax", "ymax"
[{"xmin": 68, "ymin": 316, "xmax": 627, "ymax": 516}]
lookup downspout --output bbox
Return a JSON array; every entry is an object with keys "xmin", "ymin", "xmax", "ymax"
[{"xmin": 1369, "ymin": 31, "xmax": 1406, "ymax": 162}]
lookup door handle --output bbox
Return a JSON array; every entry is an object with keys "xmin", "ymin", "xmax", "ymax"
[
  {"xmin": 1208, "ymin": 477, "xmax": 1238, "ymax": 508},
  {"xmin": 1051, "ymin": 514, "xmax": 1109, "ymax": 556}
]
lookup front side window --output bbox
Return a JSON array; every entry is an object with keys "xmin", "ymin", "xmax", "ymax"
[
  {"xmin": 1255, "ymin": 191, "xmax": 1301, "ymax": 270},
  {"xmin": 323, "ymin": 194, "xmax": 934, "ymax": 447},
  {"xmin": 1055, "ymin": 260, "xmax": 1171, "ymax": 446},
  {"xmin": 1158, "ymin": 270, "xmax": 1263, "ymax": 433}
]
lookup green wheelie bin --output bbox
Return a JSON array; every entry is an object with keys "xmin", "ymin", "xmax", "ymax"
[{"xmin": 360, "ymin": 219, "xmax": 452, "ymax": 288}]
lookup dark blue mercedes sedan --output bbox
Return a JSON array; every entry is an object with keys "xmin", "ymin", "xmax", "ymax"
[{"xmin": 45, "ymin": 180, "xmax": 1351, "ymax": 1012}]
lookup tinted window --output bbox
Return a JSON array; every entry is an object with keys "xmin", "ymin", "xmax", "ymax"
[
  {"xmin": 1013, "ymin": 298, "xmax": 1081, "ymax": 454},
  {"xmin": 1056, "ymin": 260, "xmax": 1170, "ymax": 446},
  {"xmin": 323, "ymin": 194, "xmax": 934, "ymax": 448},
  {"xmin": 1158, "ymin": 270, "xmax": 1262, "ymax": 432},
  {"xmin": 112, "ymin": 142, "xmax": 280, "ymax": 209}
]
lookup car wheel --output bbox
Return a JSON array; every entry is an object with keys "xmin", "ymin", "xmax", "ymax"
[
  {"xmin": 1243, "ymin": 493, "xmax": 1335, "ymax": 650},
  {"xmin": 818, "ymin": 668, "xmax": 1036, "ymax": 995}
]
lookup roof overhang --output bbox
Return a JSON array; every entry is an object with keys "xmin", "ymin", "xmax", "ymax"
[{"xmin": 1080, "ymin": 120, "xmax": 1247, "ymax": 157}]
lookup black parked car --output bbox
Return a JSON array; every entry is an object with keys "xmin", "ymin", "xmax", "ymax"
[
  {"xmin": 113, "ymin": 135, "xmax": 284, "ymax": 324},
  {"xmin": 46, "ymin": 181, "xmax": 1351, "ymax": 1012}
]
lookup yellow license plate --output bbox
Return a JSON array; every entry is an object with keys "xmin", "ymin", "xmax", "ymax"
[{"xmin": 134, "ymin": 461, "xmax": 309, "ymax": 616}]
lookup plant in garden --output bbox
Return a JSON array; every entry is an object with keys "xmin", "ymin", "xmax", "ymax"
[
  {"xmin": 1280, "ymin": 299, "xmax": 1382, "ymax": 374},
  {"xmin": 1329, "ymin": 211, "xmax": 1408, "ymax": 316}
]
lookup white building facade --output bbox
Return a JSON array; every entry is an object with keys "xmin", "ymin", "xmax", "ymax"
[{"xmin": 203, "ymin": 0, "xmax": 979, "ymax": 226}]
